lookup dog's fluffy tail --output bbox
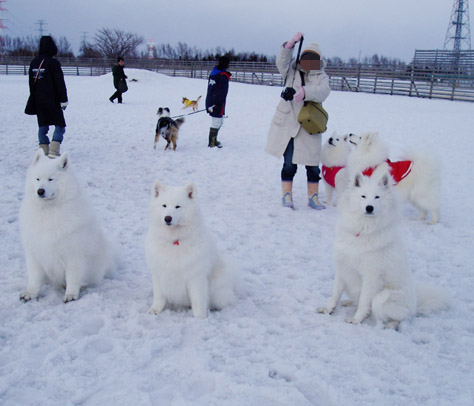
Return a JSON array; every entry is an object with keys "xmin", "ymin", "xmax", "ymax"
[{"xmin": 416, "ymin": 283, "xmax": 449, "ymax": 316}]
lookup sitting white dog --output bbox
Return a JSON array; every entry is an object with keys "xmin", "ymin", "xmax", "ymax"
[
  {"xmin": 318, "ymin": 165, "xmax": 447, "ymax": 328},
  {"xmin": 145, "ymin": 181, "xmax": 239, "ymax": 318},
  {"xmin": 19, "ymin": 150, "xmax": 115, "ymax": 303}
]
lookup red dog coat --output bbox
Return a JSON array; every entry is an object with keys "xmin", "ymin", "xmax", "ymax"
[
  {"xmin": 322, "ymin": 165, "xmax": 344, "ymax": 188},
  {"xmin": 363, "ymin": 160, "xmax": 412, "ymax": 184},
  {"xmin": 322, "ymin": 160, "xmax": 412, "ymax": 188}
]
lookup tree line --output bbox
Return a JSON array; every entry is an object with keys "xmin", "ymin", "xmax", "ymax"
[{"xmin": 0, "ymin": 28, "xmax": 406, "ymax": 67}]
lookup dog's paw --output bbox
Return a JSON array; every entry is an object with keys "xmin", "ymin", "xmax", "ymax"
[
  {"xmin": 20, "ymin": 291, "xmax": 37, "ymax": 302},
  {"xmin": 346, "ymin": 315, "xmax": 365, "ymax": 324},
  {"xmin": 63, "ymin": 293, "xmax": 79, "ymax": 303},
  {"xmin": 148, "ymin": 307, "xmax": 163, "ymax": 315},
  {"xmin": 317, "ymin": 306, "xmax": 333, "ymax": 314}
]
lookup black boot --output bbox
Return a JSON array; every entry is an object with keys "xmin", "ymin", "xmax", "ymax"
[{"xmin": 208, "ymin": 128, "xmax": 222, "ymax": 148}]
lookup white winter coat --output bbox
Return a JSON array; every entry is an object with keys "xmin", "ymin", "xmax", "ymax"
[{"xmin": 265, "ymin": 42, "xmax": 331, "ymax": 166}]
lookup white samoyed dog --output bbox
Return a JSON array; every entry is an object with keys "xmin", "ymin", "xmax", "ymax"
[
  {"xmin": 318, "ymin": 165, "xmax": 448, "ymax": 328},
  {"xmin": 19, "ymin": 150, "xmax": 115, "ymax": 303},
  {"xmin": 145, "ymin": 181, "xmax": 240, "ymax": 318},
  {"xmin": 347, "ymin": 132, "xmax": 440, "ymax": 224},
  {"xmin": 321, "ymin": 133, "xmax": 352, "ymax": 206}
]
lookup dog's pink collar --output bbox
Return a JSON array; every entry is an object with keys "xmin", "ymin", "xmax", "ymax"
[{"xmin": 173, "ymin": 240, "xmax": 179, "ymax": 245}]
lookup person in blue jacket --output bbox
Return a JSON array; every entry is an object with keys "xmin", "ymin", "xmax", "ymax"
[{"xmin": 205, "ymin": 55, "xmax": 231, "ymax": 148}]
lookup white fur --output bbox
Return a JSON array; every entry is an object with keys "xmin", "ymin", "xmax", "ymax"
[
  {"xmin": 318, "ymin": 165, "xmax": 447, "ymax": 328},
  {"xmin": 19, "ymin": 150, "xmax": 115, "ymax": 302},
  {"xmin": 347, "ymin": 132, "xmax": 440, "ymax": 224},
  {"xmin": 145, "ymin": 181, "xmax": 239, "ymax": 318},
  {"xmin": 321, "ymin": 133, "xmax": 351, "ymax": 206}
]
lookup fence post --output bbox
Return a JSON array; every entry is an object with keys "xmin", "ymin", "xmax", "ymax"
[
  {"xmin": 373, "ymin": 68, "xmax": 378, "ymax": 93},
  {"xmin": 357, "ymin": 64, "xmax": 361, "ymax": 90},
  {"xmin": 429, "ymin": 71, "xmax": 434, "ymax": 99}
]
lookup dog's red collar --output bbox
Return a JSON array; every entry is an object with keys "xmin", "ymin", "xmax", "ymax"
[{"xmin": 173, "ymin": 240, "xmax": 180, "ymax": 245}]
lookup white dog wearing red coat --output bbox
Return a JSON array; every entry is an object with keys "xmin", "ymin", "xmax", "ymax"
[
  {"xmin": 347, "ymin": 132, "xmax": 440, "ymax": 224},
  {"xmin": 321, "ymin": 133, "xmax": 351, "ymax": 206},
  {"xmin": 318, "ymin": 165, "xmax": 448, "ymax": 328},
  {"xmin": 145, "ymin": 181, "xmax": 240, "ymax": 318}
]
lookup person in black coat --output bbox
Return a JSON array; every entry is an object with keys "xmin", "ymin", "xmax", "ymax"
[
  {"xmin": 27, "ymin": 36, "xmax": 68, "ymax": 158},
  {"xmin": 205, "ymin": 55, "xmax": 231, "ymax": 148},
  {"xmin": 109, "ymin": 57, "xmax": 128, "ymax": 104}
]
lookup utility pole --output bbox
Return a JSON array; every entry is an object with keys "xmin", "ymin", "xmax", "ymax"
[
  {"xmin": 444, "ymin": 0, "xmax": 471, "ymax": 52},
  {"xmin": 35, "ymin": 19, "xmax": 47, "ymax": 37},
  {"xmin": 0, "ymin": 0, "xmax": 7, "ymax": 55}
]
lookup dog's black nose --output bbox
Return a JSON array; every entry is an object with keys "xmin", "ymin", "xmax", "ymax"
[
  {"xmin": 164, "ymin": 215, "xmax": 172, "ymax": 225},
  {"xmin": 366, "ymin": 205, "xmax": 374, "ymax": 214},
  {"xmin": 37, "ymin": 188, "xmax": 45, "ymax": 197}
]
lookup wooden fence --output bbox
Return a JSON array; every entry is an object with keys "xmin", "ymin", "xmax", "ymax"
[{"xmin": 2, "ymin": 56, "xmax": 474, "ymax": 102}]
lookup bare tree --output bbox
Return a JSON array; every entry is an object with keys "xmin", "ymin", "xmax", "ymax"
[
  {"xmin": 92, "ymin": 28, "xmax": 144, "ymax": 58},
  {"xmin": 56, "ymin": 36, "xmax": 74, "ymax": 57},
  {"xmin": 2, "ymin": 35, "xmax": 38, "ymax": 56}
]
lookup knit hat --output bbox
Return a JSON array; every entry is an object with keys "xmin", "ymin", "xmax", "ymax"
[{"xmin": 301, "ymin": 42, "xmax": 323, "ymax": 59}]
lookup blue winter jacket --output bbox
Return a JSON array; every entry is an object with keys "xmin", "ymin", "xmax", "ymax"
[{"xmin": 205, "ymin": 67, "xmax": 231, "ymax": 118}]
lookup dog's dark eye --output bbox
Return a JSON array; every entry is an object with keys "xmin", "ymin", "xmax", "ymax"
[
  {"xmin": 361, "ymin": 195, "xmax": 366, "ymax": 199},
  {"xmin": 175, "ymin": 206, "xmax": 181, "ymax": 209},
  {"xmin": 375, "ymin": 196, "xmax": 380, "ymax": 199},
  {"xmin": 48, "ymin": 178, "xmax": 54, "ymax": 182},
  {"xmin": 36, "ymin": 178, "xmax": 40, "ymax": 181},
  {"xmin": 162, "ymin": 204, "xmax": 167, "ymax": 208}
]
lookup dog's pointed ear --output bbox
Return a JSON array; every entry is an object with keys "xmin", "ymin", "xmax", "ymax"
[
  {"xmin": 354, "ymin": 173, "xmax": 363, "ymax": 188},
  {"xmin": 153, "ymin": 181, "xmax": 165, "ymax": 198},
  {"xmin": 373, "ymin": 163, "xmax": 391, "ymax": 189},
  {"xmin": 32, "ymin": 149, "xmax": 45, "ymax": 165},
  {"xmin": 377, "ymin": 171, "xmax": 391, "ymax": 189},
  {"xmin": 57, "ymin": 152, "xmax": 70, "ymax": 170},
  {"xmin": 185, "ymin": 182, "xmax": 196, "ymax": 199},
  {"xmin": 381, "ymin": 173, "xmax": 390, "ymax": 188}
]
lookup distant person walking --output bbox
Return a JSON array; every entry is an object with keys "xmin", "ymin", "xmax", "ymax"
[
  {"xmin": 109, "ymin": 57, "xmax": 128, "ymax": 104},
  {"xmin": 205, "ymin": 55, "xmax": 231, "ymax": 148},
  {"xmin": 26, "ymin": 35, "xmax": 68, "ymax": 158}
]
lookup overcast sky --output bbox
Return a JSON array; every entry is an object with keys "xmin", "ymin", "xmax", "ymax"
[{"xmin": 2, "ymin": 0, "xmax": 462, "ymax": 61}]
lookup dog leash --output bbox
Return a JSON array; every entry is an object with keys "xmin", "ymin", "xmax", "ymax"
[{"xmin": 170, "ymin": 105, "xmax": 215, "ymax": 120}]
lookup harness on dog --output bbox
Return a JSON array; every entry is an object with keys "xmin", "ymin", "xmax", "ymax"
[
  {"xmin": 322, "ymin": 165, "xmax": 344, "ymax": 188},
  {"xmin": 156, "ymin": 117, "xmax": 175, "ymax": 140},
  {"xmin": 363, "ymin": 160, "xmax": 412, "ymax": 184},
  {"xmin": 157, "ymin": 117, "xmax": 174, "ymax": 129},
  {"xmin": 183, "ymin": 98, "xmax": 193, "ymax": 107}
]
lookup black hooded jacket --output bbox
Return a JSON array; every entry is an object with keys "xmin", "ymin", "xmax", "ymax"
[{"xmin": 28, "ymin": 36, "xmax": 68, "ymax": 127}]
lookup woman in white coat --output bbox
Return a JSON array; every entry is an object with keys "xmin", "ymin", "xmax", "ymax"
[{"xmin": 265, "ymin": 32, "xmax": 331, "ymax": 209}]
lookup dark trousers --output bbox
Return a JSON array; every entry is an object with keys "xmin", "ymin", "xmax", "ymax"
[
  {"xmin": 281, "ymin": 138, "xmax": 321, "ymax": 182},
  {"xmin": 110, "ymin": 90, "xmax": 123, "ymax": 103}
]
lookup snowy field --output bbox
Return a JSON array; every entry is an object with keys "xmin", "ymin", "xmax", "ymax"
[{"xmin": 1, "ymin": 69, "xmax": 474, "ymax": 405}]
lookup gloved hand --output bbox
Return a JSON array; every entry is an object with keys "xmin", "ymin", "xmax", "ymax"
[
  {"xmin": 60, "ymin": 101, "xmax": 68, "ymax": 111},
  {"xmin": 207, "ymin": 105, "xmax": 214, "ymax": 113},
  {"xmin": 293, "ymin": 86, "xmax": 305, "ymax": 103},
  {"xmin": 285, "ymin": 32, "xmax": 303, "ymax": 49}
]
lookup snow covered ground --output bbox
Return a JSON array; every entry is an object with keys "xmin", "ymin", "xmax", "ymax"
[{"xmin": 1, "ymin": 69, "xmax": 474, "ymax": 405}]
